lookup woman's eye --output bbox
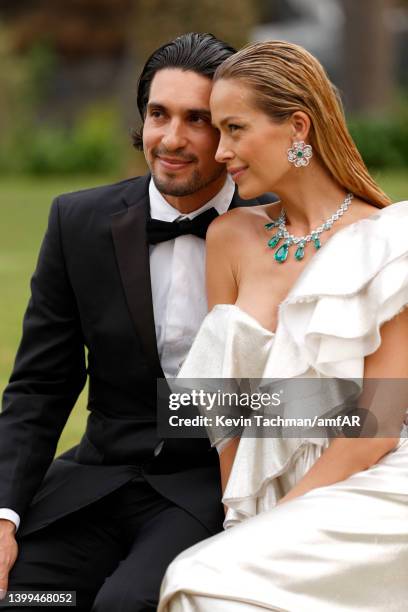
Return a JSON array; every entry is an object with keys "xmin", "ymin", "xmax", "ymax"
[{"xmin": 228, "ymin": 124, "xmax": 241, "ymax": 133}]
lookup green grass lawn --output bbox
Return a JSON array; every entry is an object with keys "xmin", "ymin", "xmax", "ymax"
[
  {"xmin": 1, "ymin": 170, "xmax": 407, "ymax": 454},
  {"xmin": 0, "ymin": 175, "xmax": 121, "ymax": 454}
]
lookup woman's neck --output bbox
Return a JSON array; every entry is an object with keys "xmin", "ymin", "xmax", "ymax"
[{"xmin": 275, "ymin": 163, "xmax": 349, "ymax": 236}]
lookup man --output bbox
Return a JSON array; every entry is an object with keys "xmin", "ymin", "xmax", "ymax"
[{"xmin": 0, "ymin": 33, "xmax": 274, "ymax": 611}]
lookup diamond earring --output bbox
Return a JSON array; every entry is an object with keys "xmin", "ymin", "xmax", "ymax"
[{"xmin": 287, "ymin": 141, "xmax": 313, "ymax": 167}]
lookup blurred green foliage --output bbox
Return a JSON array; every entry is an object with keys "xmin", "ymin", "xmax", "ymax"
[
  {"xmin": 0, "ymin": 31, "xmax": 125, "ymax": 175},
  {"xmin": 0, "ymin": 105, "xmax": 124, "ymax": 175},
  {"xmin": 349, "ymin": 99, "xmax": 408, "ymax": 169},
  {"xmin": 21, "ymin": 41, "xmax": 57, "ymax": 107}
]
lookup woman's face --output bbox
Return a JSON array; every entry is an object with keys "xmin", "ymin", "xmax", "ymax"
[{"xmin": 210, "ymin": 79, "xmax": 294, "ymax": 198}]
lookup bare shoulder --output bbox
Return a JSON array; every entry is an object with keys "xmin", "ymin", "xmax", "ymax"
[
  {"xmin": 207, "ymin": 202, "xmax": 281, "ymax": 247},
  {"xmin": 332, "ymin": 197, "xmax": 386, "ymax": 233},
  {"xmin": 345, "ymin": 197, "xmax": 383, "ymax": 223}
]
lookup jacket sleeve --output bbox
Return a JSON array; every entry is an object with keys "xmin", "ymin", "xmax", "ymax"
[{"xmin": 0, "ymin": 196, "xmax": 86, "ymax": 517}]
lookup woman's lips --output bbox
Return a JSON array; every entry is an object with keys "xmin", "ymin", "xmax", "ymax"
[
  {"xmin": 157, "ymin": 156, "xmax": 193, "ymax": 171},
  {"xmin": 228, "ymin": 166, "xmax": 248, "ymax": 181}
]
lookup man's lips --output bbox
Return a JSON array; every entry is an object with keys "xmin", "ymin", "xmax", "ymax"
[
  {"xmin": 228, "ymin": 166, "xmax": 248, "ymax": 181},
  {"xmin": 156, "ymin": 156, "xmax": 194, "ymax": 170}
]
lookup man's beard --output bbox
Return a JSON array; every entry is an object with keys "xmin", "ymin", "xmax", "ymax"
[{"xmin": 152, "ymin": 165, "xmax": 225, "ymax": 197}]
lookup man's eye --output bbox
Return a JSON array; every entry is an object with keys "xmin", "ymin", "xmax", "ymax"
[
  {"xmin": 190, "ymin": 115, "xmax": 206, "ymax": 124},
  {"xmin": 150, "ymin": 110, "xmax": 163, "ymax": 118}
]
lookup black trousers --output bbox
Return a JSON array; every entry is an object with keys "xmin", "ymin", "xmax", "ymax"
[{"xmin": 5, "ymin": 474, "xmax": 210, "ymax": 612}]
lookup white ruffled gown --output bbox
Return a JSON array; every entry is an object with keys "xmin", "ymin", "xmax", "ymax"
[{"xmin": 158, "ymin": 201, "xmax": 408, "ymax": 612}]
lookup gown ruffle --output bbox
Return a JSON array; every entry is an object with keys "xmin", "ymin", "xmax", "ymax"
[{"xmin": 159, "ymin": 201, "xmax": 408, "ymax": 612}]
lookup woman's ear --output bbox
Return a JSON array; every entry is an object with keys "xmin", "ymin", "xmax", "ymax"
[{"xmin": 290, "ymin": 111, "xmax": 311, "ymax": 142}]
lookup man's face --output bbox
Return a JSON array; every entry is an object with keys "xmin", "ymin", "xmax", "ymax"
[{"xmin": 142, "ymin": 68, "xmax": 226, "ymax": 199}]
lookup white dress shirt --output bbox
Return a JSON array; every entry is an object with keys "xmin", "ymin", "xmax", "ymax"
[
  {"xmin": 0, "ymin": 175, "xmax": 235, "ymax": 531},
  {"xmin": 0, "ymin": 508, "xmax": 19, "ymax": 531},
  {"xmin": 149, "ymin": 176, "xmax": 234, "ymax": 377}
]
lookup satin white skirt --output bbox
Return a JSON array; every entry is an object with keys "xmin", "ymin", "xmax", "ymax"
[{"xmin": 158, "ymin": 438, "xmax": 408, "ymax": 612}]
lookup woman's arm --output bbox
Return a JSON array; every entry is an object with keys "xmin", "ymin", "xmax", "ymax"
[
  {"xmin": 277, "ymin": 307, "xmax": 408, "ymax": 506},
  {"xmin": 219, "ymin": 438, "xmax": 241, "ymax": 495},
  {"xmin": 206, "ymin": 213, "xmax": 239, "ymax": 310},
  {"xmin": 206, "ymin": 214, "xmax": 241, "ymax": 494}
]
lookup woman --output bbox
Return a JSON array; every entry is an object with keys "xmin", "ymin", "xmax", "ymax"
[{"xmin": 158, "ymin": 41, "xmax": 408, "ymax": 611}]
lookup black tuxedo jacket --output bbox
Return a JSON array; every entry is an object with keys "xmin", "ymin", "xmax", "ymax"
[{"xmin": 0, "ymin": 174, "xmax": 276, "ymax": 537}]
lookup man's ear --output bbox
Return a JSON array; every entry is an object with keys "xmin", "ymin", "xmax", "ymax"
[{"xmin": 131, "ymin": 126, "xmax": 144, "ymax": 151}]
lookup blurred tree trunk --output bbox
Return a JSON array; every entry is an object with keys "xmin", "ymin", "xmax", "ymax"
[
  {"xmin": 130, "ymin": 0, "xmax": 257, "ymax": 58},
  {"xmin": 342, "ymin": 0, "xmax": 395, "ymax": 114}
]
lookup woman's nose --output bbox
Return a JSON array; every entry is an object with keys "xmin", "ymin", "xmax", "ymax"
[{"xmin": 215, "ymin": 138, "xmax": 234, "ymax": 164}]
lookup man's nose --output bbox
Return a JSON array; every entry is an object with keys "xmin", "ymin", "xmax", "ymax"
[{"xmin": 161, "ymin": 120, "xmax": 188, "ymax": 150}]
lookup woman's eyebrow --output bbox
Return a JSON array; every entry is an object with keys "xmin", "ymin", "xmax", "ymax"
[{"xmin": 213, "ymin": 116, "xmax": 242, "ymax": 128}]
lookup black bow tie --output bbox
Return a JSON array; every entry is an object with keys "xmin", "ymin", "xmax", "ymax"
[{"xmin": 147, "ymin": 207, "xmax": 219, "ymax": 245}]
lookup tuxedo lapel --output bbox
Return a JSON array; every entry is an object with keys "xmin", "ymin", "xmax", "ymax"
[
  {"xmin": 110, "ymin": 176, "xmax": 163, "ymax": 378},
  {"xmin": 109, "ymin": 178, "xmax": 276, "ymax": 378}
]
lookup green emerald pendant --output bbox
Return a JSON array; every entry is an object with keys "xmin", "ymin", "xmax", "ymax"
[
  {"xmin": 313, "ymin": 237, "xmax": 321, "ymax": 249},
  {"xmin": 268, "ymin": 233, "xmax": 282, "ymax": 248},
  {"xmin": 274, "ymin": 243, "xmax": 289, "ymax": 263},
  {"xmin": 264, "ymin": 222, "xmax": 276, "ymax": 230},
  {"xmin": 295, "ymin": 244, "xmax": 305, "ymax": 261}
]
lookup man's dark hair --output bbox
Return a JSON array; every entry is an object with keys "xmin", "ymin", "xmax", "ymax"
[{"xmin": 132, "ymin": 32, "xmax": 236, "ymax": 150}]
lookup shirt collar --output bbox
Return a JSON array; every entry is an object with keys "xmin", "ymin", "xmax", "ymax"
[{"xmin": 149, "ymin": 175, "xmax": 235, "ymax": 222}]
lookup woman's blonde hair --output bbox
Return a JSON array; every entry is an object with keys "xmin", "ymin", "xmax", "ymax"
[{"xmin": 214, "ymin": 41, "xmax": 391, "ymax": 208}]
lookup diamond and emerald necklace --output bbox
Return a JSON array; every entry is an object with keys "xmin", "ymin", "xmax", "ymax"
[{"xmin": 265, "ymin": 193, "xmax": 354, "ymax": 263}]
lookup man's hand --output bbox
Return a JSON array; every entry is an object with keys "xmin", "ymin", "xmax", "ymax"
[{"xmin": 0, "ymin": 520, "xmax": 18, "ymax": 600}]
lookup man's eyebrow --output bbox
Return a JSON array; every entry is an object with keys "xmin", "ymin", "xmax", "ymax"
[
  {"xmin": 147, "ymin": 102, "xmax": 211, "ymax": 119},
  {"xmin": 187, "ymin": 108, "xmax": 212, "ymax": 119},
  {"xmin": 146, "ymin": 102, "xmax": 166, "ymax": 111}
]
